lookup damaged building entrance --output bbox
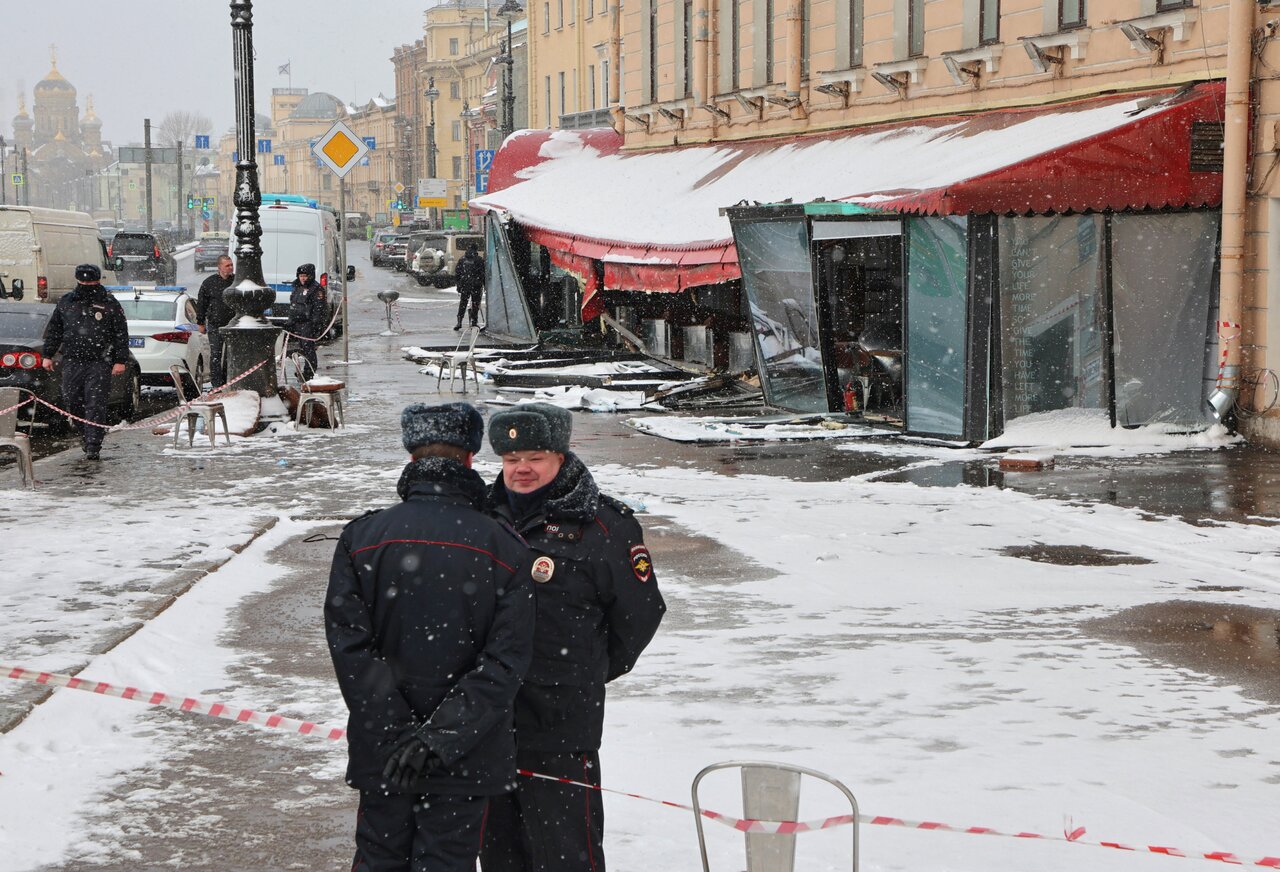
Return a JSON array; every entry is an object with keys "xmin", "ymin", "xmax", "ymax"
[{"xmin": 815, "ymin": 220, "xmax": 904, "ymax": 425}]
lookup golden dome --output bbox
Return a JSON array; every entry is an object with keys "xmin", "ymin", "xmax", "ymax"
[{"xmin": 35, "ymin": 46, "xmax": 76, "ymax": 95}]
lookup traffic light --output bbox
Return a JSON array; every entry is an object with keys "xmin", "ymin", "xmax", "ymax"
[{"xmin": 186, "ymin": 194, "xmax": 195, "ymax": 209}]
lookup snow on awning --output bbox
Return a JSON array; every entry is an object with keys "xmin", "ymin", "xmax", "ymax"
[{"xmin": 473, "ymin": 82, "xmax": 1224, "ymax": 296}]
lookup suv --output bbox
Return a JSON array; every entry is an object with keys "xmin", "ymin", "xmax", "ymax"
[
  {"xmin": 369, "ymin": 228, "xmax": 398, "ymax": 267},
  {"xmin": 384, "ymin": 235, "xmax": 412, "ymax": 271},
  {"xmin": 193, "ymin": 231, "xmax": 230, "ymax": 271},
  {"xmin": 109, "ymin": 231, "xmax": 177, "ymax": 284},
  {"xmin": 413, "ymin": 232, "xmax": 484, "ymax": 288}
]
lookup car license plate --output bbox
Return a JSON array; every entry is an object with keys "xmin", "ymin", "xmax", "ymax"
[{"xmin": 129, "ymin": 337, "xmax": 145, "ymax": 348}]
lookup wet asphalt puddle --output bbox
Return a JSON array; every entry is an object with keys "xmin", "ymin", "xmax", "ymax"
[{"xmin": 999, "ymin": 543, "xmax": 1154, "ymax": 566}]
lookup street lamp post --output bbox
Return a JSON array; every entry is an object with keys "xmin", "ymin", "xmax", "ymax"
[
  {"xmin": 498, "ymin": 0, "xmax": 523, "ymax": 141},
  {"xmin": 426, "ymin": 77, "xmax": 439, "ymax": 225},
  {"xmin": 221, "ymin": 0, "xmax": 281, "ymax": 407},
  {"xmin": 0, "ymin": 136, "xmax": 7, "ymax": 206}
]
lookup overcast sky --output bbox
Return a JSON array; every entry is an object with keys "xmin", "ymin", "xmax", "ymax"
[{"xmin": 5, "ymin": 0, "xmax": 429, "ymax": 146}]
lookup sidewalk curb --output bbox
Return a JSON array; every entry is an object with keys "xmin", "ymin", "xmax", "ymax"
[{"xmin": 0, "ymin": 515, "xmax": 282, "ymax": 736}]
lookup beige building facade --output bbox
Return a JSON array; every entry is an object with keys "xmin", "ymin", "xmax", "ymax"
[{"xmin": 528, "ymin": 0, "xmax": 618, "ymax": 128}]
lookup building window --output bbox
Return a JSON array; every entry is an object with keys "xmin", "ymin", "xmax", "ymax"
[
  {"xmin": 544, "ymin": 2, "xmax": 550, "ymax": 32},
  {"xmin": 731, "ymin": 0, "xmax": 741, "ymax": 87},
  {"xmin": 602, "ymin": 58, "xmax": 610, "ymax": 105},
  {"xmin": 587, "ymin": 0, "xmax": 594, "ymax": 18},
  {"xmin": 850, "ymin": 0, "xmax": 863, "ymax": 66},
  {"xmin": 1059, "ymin": 0, "xmax": 1086, "ymax": 29},
  {"xmin": 450, "ymin": 81, "xmax": 460, "ymax": 99},
  {"xmin": 979, "ymin": 0, "xmax": 999, "ymax": 44},
  {"xmin": 569, "ymin": 0, "xmax": 576, "ymax": 24},
  {"xmin": 648, "ymin": 0, "xmax": 659, "ymax": 101},
  {"xmin": 908, "ymin": 0, "xmax": 924, "ymax": 56},
  {"xmin": 449, "ymin": 37, "xmax": 459, "ymax": 55},
  {"xmin": 452, "ymin": 155, "xmax": 462, "ymax": 177},
  {"xmin": 766, "ymin": 0, "xmax": 775, "ymax": 82},
  {"xmin": 801, "ymin": 0, "xmax": 810, "ymax": 77},
  {"xmin": 683, "ymin": 0, "xmax": 694, "ymax": 96},
  {"xmin": 451, "ymin": 120, "xmax": 462, "ymax": 141},
  {"xmin": 558, "ymin": 0, "xmax": 564, "ymax": 27},
  {"xmin": 1156, "ymin": 0, "xmax": 1190, "ymax": 8},
  {"xmin": 545, "ymin": 76, "xmax": 552, "ymax": 126},
  {"xmin": 589, "ymin": 64, "xmax": 598, "ymax": 107},
  {"xmin": 559, "ymin": 71, "xmax": 566, "ymax": 120}
]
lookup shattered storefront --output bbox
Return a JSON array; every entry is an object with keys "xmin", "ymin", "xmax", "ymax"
[
  {"xmin": 473, "ymin": 82, "xmax": 1226, "ymax": 440},
  {"xmin": 726, "ymin": 82, "xmax": 1226, "ymax": 441}
]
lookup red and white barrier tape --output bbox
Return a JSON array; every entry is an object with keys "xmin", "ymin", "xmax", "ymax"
[
  {"xmin": 5, "ymin": 663, "xmax": 1278, "ymax": 867},
  {"xmin": 0, "ymin": 397, "xmax": 32, "ymax": 418},
  {"xmin": 30, "ymin": 357, "xmax": 271, "ymax": 432},
  {"xmin": 1216, "ymin": 320, "xmax": 1243, "ymax": 388},
  {"xmin": 3, "ymin": 664, "xmax": 345, "ymax": 742}
]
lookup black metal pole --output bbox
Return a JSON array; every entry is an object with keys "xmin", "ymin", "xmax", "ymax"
[
  {"xmin": 0, "ymin": 138, "xmax": 7, "ymax": 206},
  {"xmin": 230, "ymin": 0, "xmax": 266, "ymax": 291},
  {"xmin": 504, "ymin": 25, "xmax": 515, "ymax": 139},
  {"xmin": 144, "ymin": 118, "xmax": 153, "ymax": 232}
]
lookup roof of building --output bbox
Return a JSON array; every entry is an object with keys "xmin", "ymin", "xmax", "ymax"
[
  {"xmin": 35, "ymin": 62, "xmax": 75, "ymax": 95},
  {"xmin": 289, "ymin": 92, "xmax": 346, "ymax": 120}
]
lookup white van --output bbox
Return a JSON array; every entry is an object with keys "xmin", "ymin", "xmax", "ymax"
[
  {"xmin": 228, "ymin": 202, "xmax": 350, "ymax": 330},
  {"xmin": 0, "ymin": 206, "xmax": 113, "ymax": 304}
]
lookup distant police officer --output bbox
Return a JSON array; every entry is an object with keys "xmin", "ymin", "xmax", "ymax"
[
  {"xmin": 40, "ymin": 264, "xmax": 130, "ymax": 461},
  {"xmin": 479, "ymin": 403, "xmax": 666, "ymax": 872},
  {"xmin": 326, "ymin": 402, "xmax": 536, "ymax": 872},
  {"xmin": 195, "ymin": 254, "xmax": 235, "ymax": 388},
  {"xmin": 454, "ymin": 242, "xmax": 485, "ymax": 331},
  {"xmin": 285, "ymin": 263, "xmax": 328, "ymax": 375}
]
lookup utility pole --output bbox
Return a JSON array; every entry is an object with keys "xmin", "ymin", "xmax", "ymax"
[
  {"xmin": 0, "ymin": 136, "xmax": 6, "ymax": 206},
  {"xmin": 144, "ymin": 118, "xmax": 154, "ymax": 232},
  {"xmin": 177, "ymin": 140, "xmax": 184, "ymax": 235},
  {"xmin": 21, "ymin": 148, "xmax": 29, "ymax": 206}
]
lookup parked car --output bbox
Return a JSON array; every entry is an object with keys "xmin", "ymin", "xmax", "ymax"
[
  {"xmin": 229, "ymin": 202, "xmax": 351, "ymax": 337},
  {"xmin": 111, "ymin": 289, "xmax": 210, "ymax": 395},
  {"xmin": 0, "ymin": 205, "xmax": 114, "ymax": 303},
  {"xmin": 193, "ymin": 231, "xmax": 230, "ymax": 272},
  {"xmin": 408, "ymin": 234, "xmax": 447, "ymax": 285},
  {"xmin": 109, "ymin": 231, "xmax": 177, "ymax": 285},
  {"xmin": 343, "ymin": 211, "xmax": 370, "ymax": 240},
  {"xmin": 0, "ymin": 302, "xmax": 142, "ymax": 430},
  {"xmin": 383, "ymin": 234, "xmax": 412, "ymax": 271},
  {"xmin": 413, "ymin": 232, "xmax": 484, "ymax": 288},
  {"xmin": 370, "ymin": 228, "xmax": 398, "ymax": 267}
]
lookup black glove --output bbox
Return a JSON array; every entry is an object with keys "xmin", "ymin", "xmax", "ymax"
[{"xmin": 382, "ymin": 735, "xmax": 444, "ymax": 791}]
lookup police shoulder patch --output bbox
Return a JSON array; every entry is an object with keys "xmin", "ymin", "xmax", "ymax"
[{"xmin": 629, "ymin": 543, "xmax": 653, "ymax": 583}]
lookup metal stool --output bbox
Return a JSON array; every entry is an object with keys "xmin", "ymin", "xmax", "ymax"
[
  {"xmin": 169, "ymin": 364, "xmax": 229, "ymax": 448},
  {"xmin": 0, "ymin": 388, "xmax": 35, "ymax": 487},
  {"xmin": 296, "ymin": 380, "xmax": 346, "ymax": 429},
  {"xmin": 692, "ymin": 761, "xmax": 859, "ymax": 872},
  {"xmin": 377, "ymin": 289, "xmax": 400, "ymax": 333}
]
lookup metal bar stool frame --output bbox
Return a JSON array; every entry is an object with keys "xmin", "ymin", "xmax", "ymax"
[
  {"xmin": 169, "ymin": 364, "xmax": 229, "ymax": 448},
  {"xmin": 291, "ymin": 353, "xmax": 345, "ymax": 430},
  {"xmin": 692, "ymin": 760, "xmax": 859, "ymax": 872},
  {"xmin": 0, "ymin": 387, "xmax": 35, "ymax": 487}
]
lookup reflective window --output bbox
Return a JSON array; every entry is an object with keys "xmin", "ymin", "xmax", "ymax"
[
  {"xmin": 484, "ymin": 218, "xmax": 536, "ymax": 339},
  {"xmin": 998, "ymin": 215, "xmax": 1105, "ymax": 421},
  {"xmin": 1111, "ymin": 212, "xmax": 1218, "ymax": 426},
  {"xmin": 906, "ymin": 217, "xmax": 968, "ymax": 437},
  {"xmin": 734, "ymin": 219, "xmax": 827, "ymax": 411}
]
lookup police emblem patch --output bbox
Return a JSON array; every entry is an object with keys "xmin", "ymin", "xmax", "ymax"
[
  {"xmin": 630, "ymin": 544, "xmax": 652, "ymax": 582},
  {"xmin": 531, "ymin": 555, "xmax": 555, "ymax": 583},
  {"xmin": 509, "ymin": 427, "xmax": 518, "ymax": 439},
  {"xmin": 94, "ymin": 311, "xmax": 103, "ymax": 321}
]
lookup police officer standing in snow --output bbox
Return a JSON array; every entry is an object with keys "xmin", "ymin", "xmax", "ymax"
[
  {"xmin": 195, "ymin": 254, "xmax": 235, "ymax": 388},
  {"xmin": 285, "ymin": 263, "xmax": 328, "ymax": 375},
  {"xmin": 454, "ymin": 242, "xmax": 485, "ymax": 331},
  {"xmin": 479, "ymin": 403, "xmax": 666, "ymax": 872},
  {"xmin": 326, "ymin": 402, "xmax": 536, "ymax": 872},
  {"xmin": 40, "ymin": 264, "xmax": 130, "ymax": 461}
]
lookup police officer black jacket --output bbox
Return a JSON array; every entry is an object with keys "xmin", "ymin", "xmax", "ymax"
[
  {"xmin": 42, "ymin": 282, "xmax": 130, "ymax": 364},
  {"xmin": 487, "ymin": 453, "xmax": 666, "ymax": 754},
  {"xmin": 326, "ymin": 457, "xmax": 535, "ymax": 795},
  {"xmin": 285, "ymin": 270, "xmax": 329, "ymax": 339}
]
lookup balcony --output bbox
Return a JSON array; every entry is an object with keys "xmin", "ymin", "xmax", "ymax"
[{"xmin": 560, "ymin": 107, "xmax": 614, "ymax": 130}]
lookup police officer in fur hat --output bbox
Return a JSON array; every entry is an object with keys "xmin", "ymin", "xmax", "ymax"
[
  {"xmin": 326, "ymin": 402, "xmax": 535, "ymax": 872},
  {"xmin": 40, "ymin": 264, "xmax": 131, "ymax": 461},
  {"xmin": 479, "ymin": 403, "xmax": 666, "ymax": 872},
  {"xmin": 285, "ymin": 263, "xmax": 328, "ymax": 375}
]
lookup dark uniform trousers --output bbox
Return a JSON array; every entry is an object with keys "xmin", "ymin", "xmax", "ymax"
[
  {"xmin": 207, "ymin": 326, "xmax": 226, "ymax": 389},
  {"xmin": 352, "ymin": 790, "xmax": 489, "ymax": 872},
  {"xmin": 61, "ymin": 359, "xmax": 114, "ymax": 453},
  {"xmin": 456, "ymin": 290, "xmax": 481, "ymax": 328},
  {"xmin": 480, "ymin": 751, "xmax": 605, "ymax": 872}
]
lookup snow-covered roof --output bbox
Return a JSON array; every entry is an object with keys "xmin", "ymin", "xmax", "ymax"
[{"xmin": 473, "ymin": 84, "xmax": 1222, "ymax": 250}]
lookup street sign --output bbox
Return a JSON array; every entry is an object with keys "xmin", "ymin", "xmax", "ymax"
[
  {"xmin": 194, "ymin": 134, "xmax": 211, "ymax": 150},
  {"xmin": 362, "ymin": 136, "xmax": 377, "ymax": 150},
  {"xmin": 417, "ymin": 178, "xmax": 447, "ymax": 209},
  {"xmin": 475, "ymin": 149, "xmax": 495, "ymax": 173},
  {"xmin": 257, "ymin": 139, "xmax": 272, "ymax": 154},
  {"xmin": 312, "ymin": 121, "xmax": 369, "ymax": 179},
  {"xmin": 117, "ymin": 146, "xmax": 179, "ymax": 164},
  {"xmin": 393, "ymin": 182, "xmax": 406, "ymax": 195},
  {"xmin": 475, "ymin": 171, "xmax": 490, "ymax": 194},
  {"xmin": 203, "ymin": 196, "xmax": 216, "ymax": 208},
  {"xmin": 414, "ymin": 209, "xmax": 430, "ymax": 222},
  {"xmin": 273, "ymin": 154, "xmax": 286, "ymax": 166},
  {"xmin": 201, "ymin": 209, "xmax": 211, "ymax": 219},
  {"xmin": 10, "ymin": 173, "xmax": 23, "ymax": 187}
]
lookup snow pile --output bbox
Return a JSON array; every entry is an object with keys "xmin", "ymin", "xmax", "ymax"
[
  {"xmin": 981, "ymin": 408, "xmax": 1241, "ymax": 455},
  {"xmin": 489, "ymin": 386, "xmax": 653, "ymax": 412},
  {"xmin": 627, "ymin": 414, "xmax": 884, "ymax": 443},
  {"xmin": 161, "ymin": 390, "xmax": 262, "ymax": 440}
]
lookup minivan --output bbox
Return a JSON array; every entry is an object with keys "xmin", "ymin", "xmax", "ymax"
[
  {"xmin": 0, "ymin": 206, "xmax": 114, "ymax": 304},
  {"xmin": 229, "ymin": 201, "xmax": 355, "ymax": 333}
]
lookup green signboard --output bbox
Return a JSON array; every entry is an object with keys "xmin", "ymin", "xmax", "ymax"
[{"xmin": 442, "ymin": 210, "xmax": 471, "ymax": 231}]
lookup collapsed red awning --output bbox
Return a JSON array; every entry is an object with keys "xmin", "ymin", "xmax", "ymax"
[{"xmin": 476, "ymin": 82, "xmax": 1226, "ymax": 307}]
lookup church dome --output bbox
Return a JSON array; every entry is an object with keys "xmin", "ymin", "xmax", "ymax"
[
  {"xmin": 35, "ymin": 64, "xmax": 76, "ymax": 96},
  {"xmin": 289, "ymin": 92, "xmax": 346, "ymax": 120},
  {"xmin": 81, "ymin": 95, "xmax": 102, "ymax": 128},
  {"xmin": 13, "ymin": 96, "xmax": 32, "ymax": 128}
]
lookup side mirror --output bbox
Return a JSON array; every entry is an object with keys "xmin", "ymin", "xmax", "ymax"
[
  {"xmin": 112, "ymin": 257, "xmax": 125, "ymax": 272},
  {"xmin": 346, "ymin": 265, "xmax": 356, "ymax": 281},
  {"xmin": 10, "ymin": 279, "xmax": 23, "ymax": 301}
]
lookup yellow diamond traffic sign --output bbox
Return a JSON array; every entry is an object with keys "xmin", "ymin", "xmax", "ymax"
[{"xmin": 312, "ymin": 120, "xmax": 369, "ymax": 179}]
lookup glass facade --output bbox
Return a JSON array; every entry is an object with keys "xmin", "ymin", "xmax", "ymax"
[
  {"xmin": 998, "ymin": 215, "xmax": 1105, "ymax": 422},
  {"xmin": 1111, "ymin": 212, "xmax": 1218, "ymax": 426},
  {"xmin": 735, "ymin": 219, "xmax": 827, "ymax": 411},
  {"xmin": 906, "ymin": 216, "xmax": 968, "ymax": 436},
  {"xmin": 484, "ymin": 218, "xmax": 537, "ymax": 340}
]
